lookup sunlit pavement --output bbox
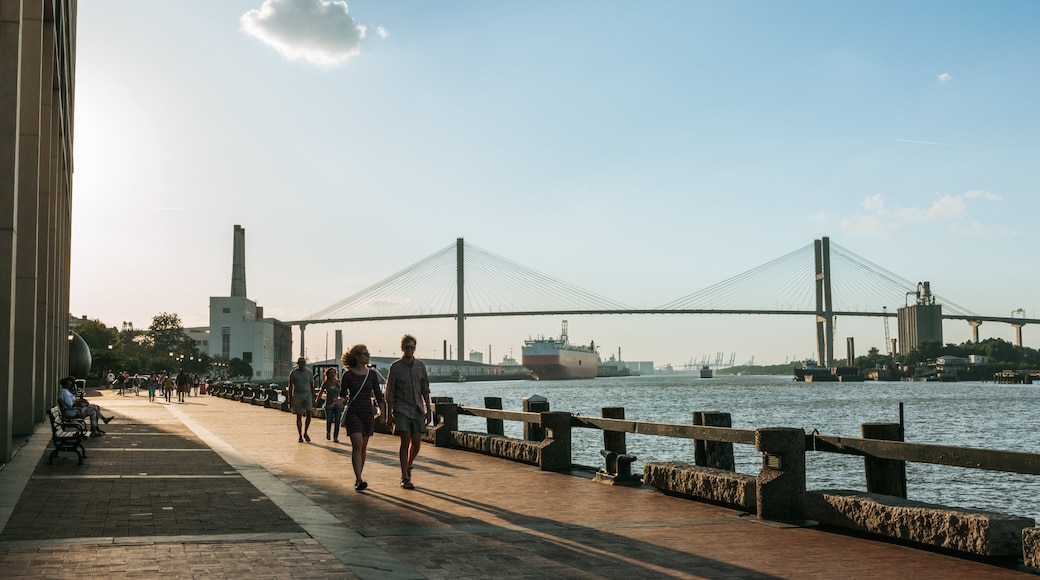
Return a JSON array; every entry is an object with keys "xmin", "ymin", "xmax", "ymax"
[{"xmin": 0, "ymin": 391, "xmax": 1028, "ymax": 579}]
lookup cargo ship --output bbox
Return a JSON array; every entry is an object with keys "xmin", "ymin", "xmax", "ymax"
[{"xmin": 522, "ymin": 321, "xmax": 598, "ymax": 380}]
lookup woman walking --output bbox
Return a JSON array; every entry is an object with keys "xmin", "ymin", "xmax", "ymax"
[
  {"xmin": 340, "ymin": 344, "xmax": 385, "ymax": 491},
  {"xmin": 317, "ymin": 366, "xmax": 343, "ymax": 442}
]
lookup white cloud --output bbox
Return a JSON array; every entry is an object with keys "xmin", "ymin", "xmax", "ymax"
[
  {"xmin": 376, "ymin": 26, "xmax": 390, "ymax": 40},
  {"xmin": 862, "ymin": 193, "xmax": 884, "ymax": 211},
  {"xmin": 926, "ymin": 194, "xmax": 966, "ymax": 219},
  {"xmin": 938, "ymin": 72, "xmax": 953, "ymax": 83},
  {"xmin": 839, "ymin": 216, "xmax": 886, "ymax": 234},
  {"xmin": 964, "ymin": 189, "xmax": 1002, "ymax": 201},
  {"xmin": 241, "ymin": 0, "xmax": 367, "ymax": 65}
]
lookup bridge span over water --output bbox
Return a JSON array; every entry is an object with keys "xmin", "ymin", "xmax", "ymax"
[{"xmin": 289, "ymin": 237, "xmax": 1038, "ymax": 364}]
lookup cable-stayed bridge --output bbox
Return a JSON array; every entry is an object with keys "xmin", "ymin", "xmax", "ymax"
[{"xmin": 291, "ymin": 237, "xmax": 1038, "ymax": 363}]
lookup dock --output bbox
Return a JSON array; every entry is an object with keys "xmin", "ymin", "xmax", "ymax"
[{"xmin": 0, "ymin": 392, "xmax": 1031, "ymax": 579}]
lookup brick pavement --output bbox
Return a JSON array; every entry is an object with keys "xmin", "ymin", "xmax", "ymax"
[{"xmin": 0, "ymin": 391, "xmax": 1032, "ymax": 579}]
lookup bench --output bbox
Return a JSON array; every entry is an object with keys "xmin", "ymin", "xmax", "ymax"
[
  {"xmin": 643, "ymin": 461, "xmax": 757, "ymax": 512},
  {"xmin": 47, "ymin": 406, "xmax": 88, "ymax": 465}
]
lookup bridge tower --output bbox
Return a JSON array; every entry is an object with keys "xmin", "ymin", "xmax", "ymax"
[
  {"xmin": 814, "ymin": 237, "xmax": 835, "ymax": 366},
  {"xmin": 456, "ymin": 238, "xmax": 465, "ymax": 361}
]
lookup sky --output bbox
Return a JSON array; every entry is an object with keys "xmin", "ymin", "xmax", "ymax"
[{"xmin": 70, "ymin": 0, "xmax": 1040, "ymax": 368}]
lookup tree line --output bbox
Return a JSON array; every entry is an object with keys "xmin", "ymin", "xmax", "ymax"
[
  {"xmin": 723, "ymin": 338, "xmax": 1040, "ymax": 378},
  {"xmin": 73, "ymin": 313, "xmax": 253, "ymax": 381}
]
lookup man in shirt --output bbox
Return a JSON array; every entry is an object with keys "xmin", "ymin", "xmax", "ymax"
[
  {"xmin": 58, "ymin": 376, "xmax": 113, "ymax": 436},
  {"xmin": 385, "ymin": 335, "xmax": 432, "ymax": 489},
  {"xmin": 287, "ymin": 357, "xmax": 315, "ymax": 442}
]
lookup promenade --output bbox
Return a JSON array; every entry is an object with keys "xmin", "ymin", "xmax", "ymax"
[{"xmin": 0, "ymin": 390, "xmax": 1030, "ymax": 579}]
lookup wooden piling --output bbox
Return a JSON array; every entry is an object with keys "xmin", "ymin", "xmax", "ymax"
[
  {"xmin": 602, "ymin": 407, "xmax": 626, "ymax": 455},
  {"xmin": 694, "ymin": 411, "xmax": 735, "ymax": 471},
  {"xmin": 484, "ymin": 397, "xmax": 504, "ymax": 436},
  {"xmin": 861, "ymin": 422, "xmax": 907, "ymax": 498}
]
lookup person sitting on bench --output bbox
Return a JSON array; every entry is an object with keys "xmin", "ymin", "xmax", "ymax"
[{"xmin": 58, "ymin": 376, "xmax": 113, "ymax": 436}]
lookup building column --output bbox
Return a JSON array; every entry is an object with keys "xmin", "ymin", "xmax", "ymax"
[
  {"xmin": 32, "ymin": 10, "xmax": 52, "ymax": 420},
  {"xmin": 0, "ymin": 0, "xmax": 24, "ymax": 462},
  {"xmin": 12, "ymin": 0, "xmax": 42, "ymax": 434}
]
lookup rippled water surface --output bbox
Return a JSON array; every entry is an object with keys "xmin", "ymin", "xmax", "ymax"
[{"xmin": 433, "ymin": 374, "xmax": 1040, "ymax": 522}]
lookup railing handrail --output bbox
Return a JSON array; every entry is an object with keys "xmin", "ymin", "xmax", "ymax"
[{"xmin": 455, "ymin": 404, "xmax": 1040, "ymax": 476}]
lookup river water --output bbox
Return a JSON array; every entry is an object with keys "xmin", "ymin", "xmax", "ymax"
[{"xmin": 432, "ymin": 373, "xmax": 1040, "ymax": 522}]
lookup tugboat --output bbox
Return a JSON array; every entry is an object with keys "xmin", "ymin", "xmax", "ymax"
[
  {"xmin": 793, "ymin": 360, "xmax": 836, "ymax": 382},
  {"xmin": 700, "ymin": 365, "xmax": 713, "ymax": 379}
]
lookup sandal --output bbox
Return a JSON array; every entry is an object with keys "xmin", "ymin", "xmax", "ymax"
[
  {"xmin": 355, "ymin": 480, "xmax": 368, "ymax": 492},
  {"xmin": 400, "ymin": 479, "xmax": 414, "ymax": 490}
]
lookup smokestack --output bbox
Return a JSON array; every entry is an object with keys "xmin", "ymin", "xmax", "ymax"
[{"xmin": 231, "ymin": 225, "xmax": 247, "ymax": 297}]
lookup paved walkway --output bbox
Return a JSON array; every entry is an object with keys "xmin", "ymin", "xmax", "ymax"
[{"xmin": 0, "ymin": 391, "xmax": 1031, "ymax": 579}]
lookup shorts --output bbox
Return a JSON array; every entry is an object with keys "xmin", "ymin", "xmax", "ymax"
[
  {"xmin": 291, "ymin": 398, "xmax": 313, "ymax": 414},
  {"xmin": 393, "ymin": 414, "xmax": 427, "ymax": 434}
]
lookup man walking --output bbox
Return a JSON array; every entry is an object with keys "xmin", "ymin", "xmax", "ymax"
[
  {"xmin": 287, "ymin": 357, "xmax": 315, "ymax": 442},
  {"xmin": 175, "ymin": 368, "xmax": 189, "ymax": 403},
  {"xmin": 385, "ymin": 334, "xmax": 432, "ymax": 489}
]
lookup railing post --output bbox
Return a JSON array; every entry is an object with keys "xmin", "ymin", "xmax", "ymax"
[
  {"xmin": 522, "ymin": 395, "xmax": 548, "ymax": 441},
  {"xmin": 755, "ymin": 427, "xmax": 806, "ymax": 522},
  {"xmin": 432, "ymin": 399, "xmax": 457, "ymax": 448},
  {"xmin": 485, "ymin": 396, "xmax": 504, "ymax": 436},
  {"xmin": 603, "ymin": 407, "xmax": 626, "ymax": 454},
  {"xmin": 861, "ymin": 422, "xmax": 907, "ymax": 498},
  {"xmin": 538, "ymin": 411, "xmax": 571, "ymax": 472},
  {"xmin": 693, "ymin": 411, "xmax": 735, "ymax": 470}
]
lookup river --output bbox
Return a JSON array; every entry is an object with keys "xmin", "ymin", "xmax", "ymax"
[{"xmin": 431, "ymin": 373, "xmax": 1040, "ymax": 523}]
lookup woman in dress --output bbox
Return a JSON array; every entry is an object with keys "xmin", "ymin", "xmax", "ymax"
[
  {"xmin": 317, "ymin": 366, "xmax": 343, "ymax": 442},
  {"xmin": 340, "ymin": 344, "xmax": 385, "ymax": 491}
]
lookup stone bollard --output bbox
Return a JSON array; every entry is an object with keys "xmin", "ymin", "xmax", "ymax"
[
  {"xmin": 755, "ymin": 427, "xmax": 807, "ymax": 522},
  {"xmin": 538, "ymin": 411, "xmax": 571, "ymax": 472},
  {"xmin": 432, "ymin": 400, "xmax": 458, "ymax": 448},
  {"xmin": 522, "ymin": 395, "xmax": 549, "ymax": 441},
  {"xmin": 694, "ymin": 411, "xmax": 735, "ymax": 471},
  {"xmin": 861, "ymin": 422, "xmax": 906, "ymax": 498},
  {"xmin": 485, "ymin": 397, "xmax": 504, "ymax": 436}
]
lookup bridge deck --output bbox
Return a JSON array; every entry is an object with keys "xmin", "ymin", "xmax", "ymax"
[{"xmin": 0, "ymin": 392, "xmax": 1028, "ymax": 579}]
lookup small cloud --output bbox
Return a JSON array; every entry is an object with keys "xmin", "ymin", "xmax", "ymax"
[
  {"xmin": 241, "ymin": 0, "xmax": 367, "ymax": 65},
  {"xmin": 376, "ymin": 26, "xmax": 390, "ymax": 39},
  {"xmin": 894, "ymin": 138, "xmax": 954, "ymax": 147},
  {"xmin": 895, "ymin": 207, "xmax": 926, "ymax": 221},
  {"xmin": 926, "ymin": 194, "xmax": 966, "ymax": 219},
  {"xmin": 938, "ymin": 72, "xmax": 953, "ymax": 83},
  {"xmin": 839, "ymin": 217, "xmax": 886, "ymax": 234},
  {"xmin": 964, "ymin": 189, "xmax": 1002, "ymax": 201},
  {"xmin": 862, "ymin": 193, "xmax": 884, "ymax": 212}
]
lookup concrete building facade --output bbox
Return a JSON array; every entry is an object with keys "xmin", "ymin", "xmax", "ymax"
[
  {"xmin": 1, "ymin": 1, "xmax": 77, "ymax": 462},
  {"xmin": 207, "ymin": 225, "xmax": 291, "ymax": 382}
]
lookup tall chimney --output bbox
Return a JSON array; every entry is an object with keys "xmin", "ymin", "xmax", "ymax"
[{"xmin": 231, "ymin": 225, "xmax": 247, "ymax": 297}]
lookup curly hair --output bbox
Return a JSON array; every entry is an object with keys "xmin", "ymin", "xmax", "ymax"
[
  {"xmin": 342, "ymin": 344, "xmax": 368, "ymax": 368},
  {"xmin": 401, "ymin": 334, "xmax": 417, "ymax": 349}
]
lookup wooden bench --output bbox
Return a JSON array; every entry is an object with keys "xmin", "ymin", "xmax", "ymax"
[{"xmin": 48, "ymin": 405, "xmax": 88, "ymax": 465}]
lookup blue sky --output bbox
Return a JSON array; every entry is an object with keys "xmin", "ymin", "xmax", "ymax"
[{"xmin": 70, "ymin": 1, "xmax": 1040, "ymax": 367}]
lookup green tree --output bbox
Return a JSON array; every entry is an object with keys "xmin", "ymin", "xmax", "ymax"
[
  {"xmin": 228, "ymin": 358, "xmax": 252, "ymax": 379},
  {"xmin": 74, "ymin": 319, "xmax": 120, "ymax": 379}
]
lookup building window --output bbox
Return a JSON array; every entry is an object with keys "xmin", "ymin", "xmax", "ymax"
[
  {"xmin": 243, "ymin": 352, "xmax": 252, "ymax": 363},
  {"xmin": 221, "ymin": 327, "xmax": 230, "ymax": 359},
  {"xmin": 222, "ymin": 307, "xmax": 230, "ymax": 314}
]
